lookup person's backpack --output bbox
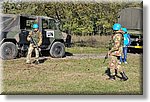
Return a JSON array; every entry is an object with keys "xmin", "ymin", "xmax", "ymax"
[{"xmin": 124, "ymin": 33, "xmax": 131, "ymax": 46}]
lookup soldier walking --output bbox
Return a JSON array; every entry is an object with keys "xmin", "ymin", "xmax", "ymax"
[
  {"xmin": 106, "ymin": 23, "xmax": 128, "ymax": 81},
  {"xmin": 26, "ymin": 24, "xmax": 42, "ymax": 64}
]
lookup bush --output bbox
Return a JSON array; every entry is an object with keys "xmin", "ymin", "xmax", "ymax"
[{"xmin": 71, "ymin": 35, "xmax": 111, "ymax": 48}]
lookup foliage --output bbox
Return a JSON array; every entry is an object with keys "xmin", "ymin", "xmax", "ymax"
[{"xmin": 2, "ymin": 1, "xmax": 142, "ymax": 35}]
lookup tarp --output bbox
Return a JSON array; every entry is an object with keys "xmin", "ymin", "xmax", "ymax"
[
  {"xmin": 0, "ymin": 14, "xmax": 20, "ymax": 32},
  {"xmin": 118, "ymin": 8, "xmax": 143, "ymax": 30},
  {"xmin": 0, "ymin": 14, "xmax": 20, "ymax": 41}
]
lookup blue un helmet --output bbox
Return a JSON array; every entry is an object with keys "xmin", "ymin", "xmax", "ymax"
[
  {"xmin": 112, "ymin": 23, "xmax": 122, "ymax": 31},
  {"xmin": 122, "ymin": 28, "xmax": 128, "ymax": 33},
  {"xmin": 33, "ymin": 24, "xmax": 39, "ymax": 29}
]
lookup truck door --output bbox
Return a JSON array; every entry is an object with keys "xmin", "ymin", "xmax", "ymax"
[
  {"xmin": 41, "ymin": 19, "xmax": 51, "ymax": 49},
  {"xmin": 19, "ymin": 16, "xmax": 36, "ymax": 47}
]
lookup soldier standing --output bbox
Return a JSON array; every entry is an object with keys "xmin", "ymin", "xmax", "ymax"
[
  {"xmin": 26, "ymin": 24, "xmax": 42, "ymax": 64},
  {"xmin": 107, "ymin": 23, "xmax": 128, "ymax": 81},
  {"xmin": 120, "ymin": 28, "xmax": 131, "ymax": 64}
]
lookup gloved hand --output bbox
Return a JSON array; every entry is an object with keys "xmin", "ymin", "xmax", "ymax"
[
  {"xmin": 27, "ymin": 36, "xmax": 31, "ymax": 42},
  {"xmin": 38, "ymin": 48, "xmax": 41, "ymax": 52}
]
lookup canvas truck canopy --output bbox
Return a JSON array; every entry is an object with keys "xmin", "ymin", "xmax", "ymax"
[
  {"xmin": 118, "ymin": 8, "xmax": 143, "ymax": 30},
  {"xmin": 0, "ymin": 14, "xmax": 20, "ymax": 32},
  {"xmin": 0, "ymin": 14, "xmax": 20, "ymax": 41},
  {"xmin": 0, "ymin": 14, "xmax": 37, "ymax": 31},
  {"xmin": 0, "ymin": 14, "xmax": 38, "ymax": 41}
]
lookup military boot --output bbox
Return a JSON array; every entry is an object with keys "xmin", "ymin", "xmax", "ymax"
[
  {"xmin": 26, "ymin": 60, "xmax": 31, "ymax": 64},
  {"xmin": 105, "ymin": 68, "xmax": 111, "ymax": 77},
  {"xmin": 120, "ymin": 72, "xmax": 128, "ymax": 81},
  {"xmin": 108, "ymin": 75, "xmax": 116, "ymax": 80},
  {"xmin": 106, "ymin": 68, "xmax": 116, "ymax": 80},
  {"xmin": 34, "ymin": 60, "xmax": 39, "ymax": 65}
]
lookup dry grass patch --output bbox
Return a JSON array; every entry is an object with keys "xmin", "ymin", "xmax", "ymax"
[{"xmin": 2, "ymin": 53, "xmax": 142, "ymax": 95}]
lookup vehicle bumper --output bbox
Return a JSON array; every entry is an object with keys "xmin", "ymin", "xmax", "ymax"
[{"xmin": 128, "ymin": 46, "xmax": 143, "ymax": 49}]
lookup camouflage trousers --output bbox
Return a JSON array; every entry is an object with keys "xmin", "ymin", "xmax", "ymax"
[
  {"xmin": 26, "ymin": 44, "xmax": 39, "ymax": 63},
  {"xmin": 108, "ymin": 55, "xmax": 123, "ymax": 75}
]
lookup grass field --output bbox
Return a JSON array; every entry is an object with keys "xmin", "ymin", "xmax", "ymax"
[
  {"xmin": 2, "ymin": 52, "xmax": 142, "ymax": 95},
  {"xmin": 66, "ymin": 47, "xmax": 107, "ymax": 54}
]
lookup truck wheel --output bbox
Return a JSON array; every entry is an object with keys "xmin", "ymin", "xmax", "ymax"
[
  {"xmin": 0, "ymin": 42, "xmax": 18, "ymax": 60},
  {"xmin": 50, "ymin": 42, "xmax": 65, "ymax": 58}
]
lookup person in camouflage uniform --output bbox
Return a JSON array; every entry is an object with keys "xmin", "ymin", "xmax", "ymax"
[
  {"xmin": 26, "ymin": 24, "xmax": 42, "ymax": 64},
  {"xmin": 106, "ymin": 23, "xmax": 128, "ymax": 81}
]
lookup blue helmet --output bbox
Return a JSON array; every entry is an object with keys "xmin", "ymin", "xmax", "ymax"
[
  {"xmin": 122, "ymin": 28, "xmax": 128, "ymax": 33},
  {"xmin": 112, "ymin": 23, "xmax": 121, "ymax": 31},
  {"xmin": 33, "ymin": 24, "xmax": 39, "ymax": 29}
]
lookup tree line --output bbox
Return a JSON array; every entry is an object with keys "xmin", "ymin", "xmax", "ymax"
[{"xmin": 2, "ymin": 1, "xmax": 142, "ymax": 35}]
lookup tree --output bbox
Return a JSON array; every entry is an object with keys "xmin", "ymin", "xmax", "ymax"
[{"xmin": 2, "ymin": 1, "xmax": 142, "ymax": 36}]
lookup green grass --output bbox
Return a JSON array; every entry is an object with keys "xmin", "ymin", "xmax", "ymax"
[
  {"xmin": 2, "ymin": 53, "xmax": 142, "ymax": 95},
  {"xmin": 66, "ymin": 47, "xmax": 107, "ymax": 54}
]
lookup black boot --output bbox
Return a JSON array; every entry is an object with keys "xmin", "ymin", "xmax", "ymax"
[
  {"xmin": 115, "ymin": 69, "xmax": 118, "ymax": 75},
  {"xmin": 108, "ymin": 75, "xmax": 116, "ymax": 80},
  {"xmin": 105, "ymin": 68, "xmax": 116, "ymax": 80},
  {"xmin": 35, "ymin": 60, "xmax": 39, "ymax": 65},
  {"xmin": 105, "ymin": 68, "xmax": 111, "ymax": 77},
  {"xmin": 120, "ymin": 72, "xmax": 128, "ymax": 81}
]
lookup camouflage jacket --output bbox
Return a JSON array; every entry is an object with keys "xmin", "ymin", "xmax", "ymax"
[
  {"xmin": 110, "ymin": 32, "xmax": 123, "ymax": 56},
  {"xmin": 27, "ymin": 30, "xmax": 42, "ymax": 46}
]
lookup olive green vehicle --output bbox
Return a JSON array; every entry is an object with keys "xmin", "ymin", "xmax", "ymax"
[
  {"xmin": 118, "ymin": 7, "xmax": 143, "ymax": 53},
  {"xmin": 127, "ymin": 30, "xmax": 143, "ymax": 53},
  {"xmin": 0, "ymin": 14, "xmax": 65, "ymax": 60}
]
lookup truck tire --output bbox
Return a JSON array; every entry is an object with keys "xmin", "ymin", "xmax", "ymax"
[
  {"xmin": 0, "ymin": 42, "xmax": 18, "ymax": 60},
  {"xmin": 50, "ymin": 42, "xmax": 65, "ymax": 58}
]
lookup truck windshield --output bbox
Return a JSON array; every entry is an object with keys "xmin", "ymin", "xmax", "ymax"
[{"xmin": 42, "ymin": 19, "xmax": 57, "ymax": 30}]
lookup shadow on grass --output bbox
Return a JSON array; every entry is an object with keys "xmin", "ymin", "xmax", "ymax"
[
  {"xmin": 32, "ymin": 57, "xmax": 47, "ymax": 64},
  {"xmin": 65, "ymin": 52, "xmax": 73, "ymax": 56}
]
